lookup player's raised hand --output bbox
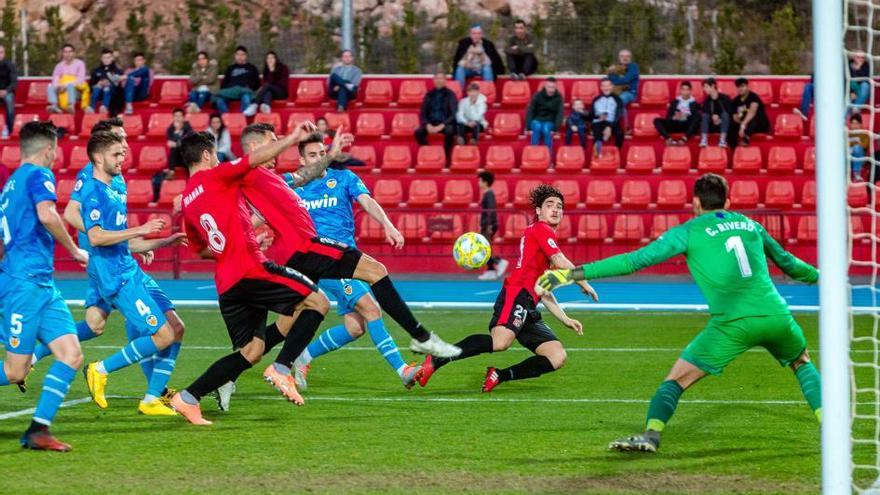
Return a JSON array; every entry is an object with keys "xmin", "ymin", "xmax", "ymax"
[
  {"xmin": 291, "ymin": 121, "xmax": 319, "ymax": 143},
  {"xmin": 165, "ymin": 232, "xmax": 188, "ymax": 247},
  {"xmin": 385, "ymin": 225, "xmax": 405, "ymax": 249},
  {"xmin": 564, "ymin": 317, "xmax": 584, "ymax": 335},
  {"xmin": 140, "ymin": 250, "xmax": 154, "ymax": 265},
  {"xmin": 255, "ymin": 231, "xmax": 273, "ymax": 251},
  {"xmin": 329, "ymin": 127, "xmax": 354, "ymax": 157},
  {"xmin": 139, "ymin": 217, "xmax": 166, "ymax": 237},
  {"xmin": 71, "ymin": 247, "xmax": 89, "ymax": 268},
  {"xmin": 172, "ymin": 194, "xmax": 183, "ymax": 215},
  {"xmin": 535, "ymin": 268, "xmax": 574, "ymax": 296}
]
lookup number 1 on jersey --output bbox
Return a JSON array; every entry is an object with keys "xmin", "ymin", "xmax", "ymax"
[
  {"xmin": 0, "ymin": 215, "xmax": 10, "ymax": 244},
  {"xmin": 725, "ymin": 235, "xmax": 753, "ymax": 278}
]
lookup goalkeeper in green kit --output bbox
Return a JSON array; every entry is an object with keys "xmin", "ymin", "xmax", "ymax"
[{"xmin": 535, "ymin": 173, "xmax": 821, "ymax": 453}]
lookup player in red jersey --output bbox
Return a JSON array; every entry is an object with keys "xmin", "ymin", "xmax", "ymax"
[
  {"xmin": 169, "ymin": 129, "xmax": 329, "ymax": 425},
  {"xmin": 415, "ymin": 184, "xmax": 598, "ymax": 392}
]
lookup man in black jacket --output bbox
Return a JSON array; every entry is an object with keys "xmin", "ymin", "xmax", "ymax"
[
  {"xmin": 0, "ymin": 45, "xmax": 16, "ymax": 138},
  {"xmin": 452, "ymin": 26, "xmax": 505, "ymax": 89},
  {"xmin": 212, "ymin": 46, "xmax": 261, "ymax": 117},
  {"xmin": 699, "ymin": 78, "xmax": 733, "ymax": 148},
  {"xmin": 87, "ymin": 49, "xmax": 122, "ymax": 115},
  {"xmin": 653, "ymin": 81, "xmax": 701, "ymax": 145},
  {"xmin": 415, "ymin": 72, "xmax": 458, "ymax": 156}
]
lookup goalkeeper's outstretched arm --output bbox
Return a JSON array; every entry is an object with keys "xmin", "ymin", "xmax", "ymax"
[{"xmin": 758, "ymin": 224, "xmax": 819, "ymax": 284}]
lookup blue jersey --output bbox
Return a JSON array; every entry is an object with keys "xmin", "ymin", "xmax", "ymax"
[
  {"xmin": 80, "ymin": 177, "xmax": 138, "ymax": 297},
  {"xmin": 0, "ymin": 163, "xmax": 59, "ymax": 286},
  {"xmin": 71, "ymin": 162, "xmax": 126, "ymax": 253},
  {"xmin": 287, "ymin": 168, "xmax": 370, "ymax": 247}
]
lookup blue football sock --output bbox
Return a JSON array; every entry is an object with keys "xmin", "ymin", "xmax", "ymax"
[
  {"xmin": 33, "ymin": 320, "xmax": 97, "ymax": 363},
  {"xmin": 33, "ymin": 361, "xmax": 76, "ymax": 426},
  {"xmin": 367, "ymin": 318, "xmax": 406, "ymax": 375},
  {"xmin": 126, "ymin": 321, "xmax": 154, "ymax": 381},
  {"xmin": 100, "ymin": 336, "xmax": 160, "ymax": 374},
  {"xmin": 306, "ymin": 324, "xmax": 356, "ymax": 360},
  {"xmin": 145, "ymin": 342, "xmax": 180, "ymax": 399},
  {"xmin": 0, "ymin": 362, "xmax": 9, "ymax": 386}
]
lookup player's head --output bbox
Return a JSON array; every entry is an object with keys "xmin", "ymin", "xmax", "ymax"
[
  {"xmin": 91, "ymin": 117, "xmax": 127, "ymax": 142},
  {"xmin": 87, "ymin": 131, "xmax": 126, "ymax": 177},
  {"xmin": 181, "ymin": 131, "xmax": 219, "ymax": 172},
  {"xmin": 477, "ymin": 171, "xmax": 494, "ymax": 190},
  {"xmin": 298, "ymin": 132, "xmax": 326, "ymax": 167},
  {"xmin": 693, "ymin": 173, "xmax": 730, "ymax": 214},
  {"xmin": 241, "ymin": 122, "xmax": 277, "ymax": 167},
  {"xmin": 20, "ymin": 121, "xmax": 58, "ymax": 168},
  {"xmin": 530, "ymin": 184, "xmax": 564, "ymax": 227}
]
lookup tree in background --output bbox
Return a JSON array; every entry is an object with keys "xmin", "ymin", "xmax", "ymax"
[
  {"xmin": 712, "ymin": 4, "xmax": 746, "ymax": 74},
  {"xmin": 768, "ymin": 4, "xmax": 803, "ymax": 74},
  {"xmin": 28, "ymin": 6, "xmax": 65, "ymax": 75},
  {"xmin": 259, "ymin": 9, "xmax": 277, "ymax": 53},
  {"xmin": 391, "ymin": 0, "xmax": 421, "ymax": 74}
]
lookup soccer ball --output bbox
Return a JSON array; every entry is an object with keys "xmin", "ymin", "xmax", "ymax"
[{"xmin": 452, "ymin": 232, "xmax": 492, "ymax": 270}]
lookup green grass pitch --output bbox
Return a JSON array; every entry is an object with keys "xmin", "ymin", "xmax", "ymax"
[{"xmin": 0, "ymin": 308, "xmax": 829, "ymax": 494}]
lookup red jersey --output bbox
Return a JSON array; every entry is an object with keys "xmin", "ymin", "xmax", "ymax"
[
  {"xmin": 241, "ymin": 167, "xmax": 317, "ymax": 263},
  {"xmin": 181, "ymin": 156, "xmax": 268, "ymax": 294},
  {"xmin": 504, "ymin": 221, "xmax": 562, "ymax": 300}
]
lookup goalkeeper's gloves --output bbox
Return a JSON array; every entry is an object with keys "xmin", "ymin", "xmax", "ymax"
[{"xmin": 535, "ymin": 268, "xmax": 574, "ymax": 294}]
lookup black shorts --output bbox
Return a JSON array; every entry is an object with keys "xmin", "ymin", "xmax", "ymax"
[
  {"xmin": 218, "ymin": 262, "xmax": 318, "ymax": 350},
  {"xmin": 286, "ymin": 237, "xmax": 363, "ymax": 282},
  {"xmin": 488, "ymin": 286, "xmax": 558, "ymax": 353}
]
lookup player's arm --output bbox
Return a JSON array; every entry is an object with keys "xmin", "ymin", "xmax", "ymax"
[
  {"xmin": 36, "ymin": 200, "xmax": 88, "ymax": 267},
  {"xmin": 759, "ymin": 224, "xmax": 819, "ymax": 283},
  {"xmin": 128, "ymin": 232, "xmax": 187, "ymax": 253},
  {"xmin": 549, "ymin": 251, "xmax": 598, "ymax": 301},
  {"xmin": 286, "ymin": 129, "xmax": 355, "ymax": 188},
  {"xmin": 88, "ymin": 216, "xmax": 166, "ymax": 247},
  {"xmin": 62, "ymin": 199, "xmax": 84, "ymax": 233},
  {"xmin": 540, "ymin": 291, "xmax": 583, "ymax": 335},
  {"xmin": 356, "ymin": 193, "xmax": 403, "ymax": 249},
  {"xmin": 183, "ymin": 216, "xmax": 214, "ymax": 260}
]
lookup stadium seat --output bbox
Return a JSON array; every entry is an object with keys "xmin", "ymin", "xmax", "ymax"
[
  {"xmin": 48, "ymin": 113, "xmax": 74, "ymax": 133},
  {"xmin": 126, "ymin": 213, "xmax": 141, "ymax": 229},
  {"xmin": 849, "ymin": 183, "xmax": 869, "ymax": 208},
  {"xmin": 520, "ymin": 145, "xmax": 551, "ymax": 172},
  {"xmin": 797, "ymin": 216, "xmax": 818, "ymax": 243},
  {"xmin": 56, "ymin": 179, "xmax": 76, "ymax": 204},
  {"xmin": 779, "ymin": 81, "xmax": 806, "ymax": 106},
  {"xmin": 138, "ymin": 145, "xmax": 167, "ymax": 173},
  {"xmin": 732, "ymin": 146, "xmax": 763, "ymax": 173},
  {"xmin": 144, "ymin": 213, "xmax": 173, "ymax": 239},
  {"xmin": 555, "ymin": 146, "xmax": 586, "ymax": 172},
  {"xmin": 158, "ymin": 179, "xmax": 186, "ymax": 206},
  {"xmin": 801, "ymin": 181, "xmax": 816, "ymax": 208},
  {"xmin": 613, "ymin": 215, "xmax": 645, "ymax": 242},
  {"xmin": 759, "ymin": 214, "xmax": 791, "ymax": 241},
  {"xmin": 79, "ymin": 112, "xmax": 105, "ymax": 137},
  {"xmin": 287, "ymin": 112, "xmax": 316, "ymax": 132},
  {"xmin": 729, "ymin": 181, "xmax": 760, "ymax": 209},
  {"xmin": 577, "ymin": 214, "xmax": 608, "ymax": 242},
  {"xmin": 26, "ymin": 81, "xmax": 49, "ymax": 105},
  {"xmin": 639, "ymin": 81, "xmax": 670, "ymax": 106},
  {"xmin": 446, "ymin": 80, "xmax": 463, "ymax": 99},
  {"xmin": 513, "ymin": 180, "xmax": 541, "ymax": 207},
  {"xmin": 373, "ymin": 179, "xmax": 404, "ymax": 206},
  {"xmin": 585, "ymin": 180, "xmax": 616, "ymax": 208},
  {"xmin": 159, "ymin": 81, "xmax": 188, "ymax": 105},
  {"xmin": 485, "ymin": 145, "xmax": 515, "ymax": 172},
  {"xmin": 187, "ymin": 112, "xmax": 210, "ymax": 130},
  {"xmin": 122, "ymin": 115, "xmax": 144, "ymax": 137},
  {"xmin": 763, "ymin": 180, "xmax": 795, "ymax": 209},
  {"xmin": 0, "ymin": 146, "xmax": 19, "ymax": 168},
  {"xmin": 493, "ymin": 180, "xmax": 510, "ymax": 205},
  {"xmin": 625, "ymin": 145, "xmax": 656, "ymax": 173},
  {"xmin": 407, "ymin": 179, "xmax": 439, "ymax": 207},
  {"xmin": 429, "ymin": 214, "xmax": 464, "ymax": 241},
  {"xmin": 697, "ymin": 146, "xmax": 728, "ymax": 173},
  {"xmin": 397, "ymin": 213, "xmax": 427, "ymax": 240},
  {"xmin": 442, "ymin": 180, "xmax": 474, "ymax": 207},
  {"xmin": 381, "ymin": 145, "xmax": 412, "ymax": 171},
  {"xmin": 476, "ymin": 80, "xmax": 497, "ymax": 105},
  {"xmin": 275, "ymin": 147, "xmax": 300, "ymax": 172},
  {"xmin": 774, "ymin": 113, "xmax": 804, "ymax": 138},
  {"xmin": 571, "ymin": 80, "xmax": 600, "ymax": 104},
  {"xmin": 620, "ymin": 180, "xmax": 652, "ymax": 209},
  {"xmin": 221, "ymin": 113, "xmax": 247, "ymax": 138},
  {"xmin": 556, "ymin": 216, "xmax": 573, "ymax": 240},
  {"xmin": 766, "ymin": 146, "xmax": 797, "ymax": 174},
  {"xmin": 12, "ymin": 113, "xmax": 39, "ymax": 137},
  {"xmin": 552, "ymin": 180, "xmax": 581, "ymax": 206},
  {"xmin": 450, "ymin": 145, "xmax": 480, "ymax": 172},
  {"xmin": 803, "ymin": 147, "xmax": 816, "ymax": 172},
  {"xmin": 253, "ymin": 112, "xmax": 282, "ymax": 131},
  {"xmin": 415, "ymin": 145, "xmax": 446, "ymax": 172},
  {"xmin": 398, "ymin": 80, "xmax": 427, "ymax": 106},
  {"xmin": 590, "ymin": 146, "xmax": 620, "ymax": 173},
  {"xmin": 323, "ymin": 112, "xmax": 351, "ymax": 132},
  {"xmin": 501, "ymin": 80, "xmax": 531, "ymax": 106},
  {"xmin": 69, "ymin": 146, "xmax": 90, "ymax": 170},
  {"xmin": 750, "ymin": 81, "xmax": 774, "ymax": 104},
  {"xmin": 632, "ymin": 113, "xmax": 660, "ymax": 138},
  {"xmin": 363, "ymin": 80, "xmax": 393, "ymax": 106},
  {"xmin": 390, "ymin": 113, "xmax": 420, "ymax": 137},
  {"xmin": 492, "ymin": 113, "xmax": 522, "ymax": 138},
  {"xmin": 127, "ymin": 180, "xmax": 153, "ymax": 206},
  {"xmin": 295, "ymin": 80, "xmax": 326, "ymax": 105},
  {"xmin": 718, "ymin": 80, "xmax": 737, "ymax": 97},
  {"xmin": 656, "ymin": 180, "xmax": 688, "ymax": 209},
  {"xmin": 651, "ymin": 214, "xmax": 681, "ymax": 239},
  {"xmin": 147, "ymin": 113, "xmax": 173, "ymax": 138},
  {"xmin": 661, "ymin": 146, "xmax": 692, "ymax": 173},
  {"xmin": 358, "ymin": 215, "xmax": 387, "ymax": 241},
  {"xmin": 355, "ymin": 112, "xmax": 385, "ymax": 137},
  {"xmin": 349, "ymin": 144, "xmax": 377, "ymax": 168},
  {"xmin": 504, "ymin": 215, "xmax": 528, "ymax": 240}
]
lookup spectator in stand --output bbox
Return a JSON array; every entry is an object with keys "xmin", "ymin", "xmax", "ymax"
[
  {"xmin": 653, "ymin": 81, "xmax": 701, "ymax": 145},
  {"xmin": 328, "ymin": 50, "xmax": 362, "ymax": 112},
  {"xmin": 699, "ymin": 77, "xmax": 733, "ymax": 148},
  {"xmin": 456, "ymin": 82, "xmax": 488, "ymax": 145},
  {"xmin": 0, "ymin": 45, "xmax": 17, "ymax": 138},
  {"xmin": 526, "ymin": 77, "xmax": 564, "ymax": 156},
  {"xmin": 793, "ymin": 74, "xmax": 814, "ymax": 122},
  {"xmin": 87, "ymin": 48, "xmax": 122, "ymax": 115},
  {"xmin": 504, "ymin": 19, "xmax": 537, "ymax": 80},
  {"xmin": 415, "ymin": 71, "xmax": 458, "ymax": 156},
  {"xmin": 206, "ymin": 112, "xmax": 235, "ymax": 162},
  {"xmin": 564, "ymin": 98, "xmax": 589, "ymax": 148},
  {"xmin": 121, "ymin": 52, "xmax": 152, "ymax": 115},
  {"xmin": 731, "ymin": 77, "xmax": 771, "ymax": 147},
  {"xmin": 47, "ymin": 44, "xmax": 88, "ymax": 114},
  {"xmin": 477, "ymin": 171, "xmax": 508, "ymax": 281},
  {"xmin": 590, "ymin": 78, "xmax": 624, "ymax": 156},
  {"xmin": 850, "ymin": 51, "xmax": 871, "ymax": 108},
  {"xmin": 849, "ymin": 113, "xmax": 870, "ymax": 179},
  {"xmin": 316, "ymin": 117, "xmax": 334, "ymax": 145},
  {"xmin": 607, "ymin": 48, "xmax": 639, "ymax": 128},
  {"xmin": 255, "ymin": 51, "xmax": 289, "ymax": 114},
  {"xmin": 213, "ymin": 46, "xmax": 261, "ymax": 116},
  {"xmin": 187, "ymin": 51, "xmax": 218, "ymax": 113},
  {"xmin": 152, "ymin": 107, "xmax": 193, "ymax": 202},
  {"xmin": 452, "ymin": 25, "xmax": 504, "ymax": 89}
]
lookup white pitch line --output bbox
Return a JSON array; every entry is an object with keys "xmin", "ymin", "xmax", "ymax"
[{"xmin": 0, "ymin": 397, "xmax": 94, "ymax": 421}]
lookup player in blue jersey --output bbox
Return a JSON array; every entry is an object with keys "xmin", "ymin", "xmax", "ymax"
[
  {"xmin": 78, "ymin": 132, "xmax": 187, "ymax": 416},
  {"xmin": 0, "ymin": 121, "xmax": 89, "ymax": 450}
]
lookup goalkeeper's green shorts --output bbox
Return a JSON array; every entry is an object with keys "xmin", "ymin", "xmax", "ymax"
[{"xmin": 680, "ymin": 314, "xmax": 807, "ymax": 376}]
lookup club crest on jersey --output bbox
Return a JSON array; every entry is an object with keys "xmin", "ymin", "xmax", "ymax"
[
  {"xmin": 146, "ymin": 315, "xmax": 158, "ymax": 327},
  {"xmin": 326, "ymin": 178, "xmax": 337, "ymax": 189},
  {"xmin": 8, "ymin": 336, "xmax": 19, "ymax": 349},
  {"xmin": 90, "ymin": 209, "xmax": 101, "ymax": 221},
  {"xmin": 547, "ymin": 238, "xmax": 558, "ymax": 249},
  {"xmin": 343, "ymin": 283, "xmax": 353, "ymax": 295},
  {"xmin": 74, "ymin": 180, "xmax": 83, "ymax": 192},
  {"xmin": 44, "ymin": 181, "xmax": 55, "ymax": 194}
]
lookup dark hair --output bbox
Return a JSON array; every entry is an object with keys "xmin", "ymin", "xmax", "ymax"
[
  {"xmin": 514, "ymin": 19, "xmax": 526, "ymax": 26},
  {"xmin": 600, "ymin": 77, "xmax": 612, "ymax": 84},
  {"xmin": 546, "ymin": 76, "xmax": 557, "ymax": 83},
  {"xmin": 341, "ymin": 49, "xmax": 353, "ymax": 57},
  {"xmin": 297, "ymin": 132, "xmax": 326, "ymax": 155},
  {"xmin": 209, "ymin": 112, "xmax": 225, "ymax": 133},
  {"xmin": 694, "ymin": 173, "xmax": 729, "ymax": 210},
  {"xmin": 680, "ymin": 81, "xmax": 692, "ymax": 89},
  {"xmin": 477, "ymin": 171, "xmax": 495, "ymax": 186},
  {"xmin": 172, "ymin": 107, "xmax": 185, "ymax": 116},
  {"xmin": 265, "ymin": 50, "xmax": 278, "ymax": 63},
  {"xmin": 20, "ymin": 121, "xmax": 58, "ymax": 157},
  {"xmin": 316, "ymin": 117, "xmax": 328, "ymax": 125},
  {"xmin": 235, "ymin": 45, "xmax": 248, "ymax": 54},
  {"xmin": 851, "ymin": 113, "xmax": 863, "ymax": 124},
  {"xmin": 196, "ymin": 51, "xmax": 208, "ymax": 58},
  {"xmin": 241, "ymin": 122, "xmax": 275, "ymax": 148},
  {"xmin": 530, "ymin": 184, "xmax": 564, "ymax": 209},
  {"xmin": 703, "ymin": 77, "xmax": 717, "ymax": 88},
  {"xmin": 132, "ymin": 52, "xmax": 145, "ymax": 59},
  {"xmin": 735, "ymin": 77, "xmax": 748, "ymax": 87},
  {"xmin": 62, "ymin": 43, "xmax": 74, "ymax": 51},
  {"xmin": 86, "ymin": 131, "xmax": 124, "ymax": 162},
  {"xmin": 101, "ymin": 48, "xmax": 114, "ymax": 56},
  {"xmin": 180, "ymin": 131, "xmax": 217, "ymax": 169},
  {"xmin": 91, "ymin": 117, "xmax": 124, "ymax": 134}
]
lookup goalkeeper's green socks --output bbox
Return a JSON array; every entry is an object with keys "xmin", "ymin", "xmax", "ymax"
[
  {"xmin": 645, "ymin": 380, "xmax": 684, "ymax": 433},
  {"xmin": 795, "ymin": 362, "xmax": 822, "ymax": 422}
]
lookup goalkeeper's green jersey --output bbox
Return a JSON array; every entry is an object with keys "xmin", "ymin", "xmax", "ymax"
[{"xmin": 581, "ymin": 211, "xmax": 818, "ymax": 321}]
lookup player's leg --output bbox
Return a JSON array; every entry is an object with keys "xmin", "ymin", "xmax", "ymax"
[
  {"xmin": 296, "ymin": 280, "xmax": 364, "ymax": 372},
  {"xmin": 760, "ymin": 314, "xmax": 821, "ymax": 421},
  {"xmin": 268, "ymin": 289, "xmax": 329, "ymax": 401},
  {"xmin": 141, "ymin": 279, "xmax": 184, "ymax": 409},
  {"xmin": 353, "ymin": 290, "xmax": 421, "ymax": 388},
  {"xmin": 486, "ymin": 319, "xmax": 564, "ymax": 392},
  {"xmin": 32, "ymin": 292, "xmax": 110, "ymax": 364}
]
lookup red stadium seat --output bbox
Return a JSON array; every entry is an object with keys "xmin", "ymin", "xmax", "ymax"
[
  {"xmin": 221, "ymin": 113, "xmax": 247, "ymax": 137},
  {"xmin": 555, "ymin": 216, "xmax": 573, "ymax": 240},
  {"xmin": 407, "ymin": 179, "xmax": 439, "ymax": 207},
  {"xmin": 520, "ymin": 145, "xmax": 550, "ymax": 172},
  {"xmin": 138, "ymin": 145, "xmax": 167, "ymax": 173},
  {"xmin": 450, "ymin": 145, "xmax": 480, "ymax": 172},
  {"xmin": 501, "ymin": 81, "xmax": 531, "ymax": 106},
  {"xmin": 651, "ymin": 214, "xmax": 681, "ymax": 239},
  {"xmin": 295, "ymin": 80, "xmax": 326, "ymax": 105},
  {"xmin": 1, "ymin": 146, "xmax": 19, "ymax": 168},
  {"xmin": 144, "ymin": 213, "xmax": 173, "ymax": 239},
  {"xmin": 750, "ymin": 81, "xmax": 774, "ymax": 105},
  {"xmin": 79, "ymin": 112, "xmax": 105, "ymax": 137},
  {"xmin": 127, "ymin": 180, "xmax": 153, "ymax": 206},
  {"xmin": 797, "ymin": 216, "xmax": 817, "ymax": 243},
  {"xmin": 122, "ymin": 115, "xmax": 144, "ymax": 137},
  {"xmin": 12, "ymin": 113, "xmax": 39, "ymax": 137},
  {"xmin": 493, "ymin": 180, "xmax": 510, "ymax": 205},
  {"xmin": 429, "ymin": 214, "xmax": 464, "ymax": 241},
  {"xmin": 718, "ymin": 80, "xmax": 737, "ymax": 97},
  {"xmin": 373, "ymin": 179, "xmax": 403, "ymax": 206},
  {"xmin": 803, "ymin": 147, "xmax": 816, "ymax": 172},
  {"xmin": 687, "ymin": 80, "xmax": 704, "ymax": 101},
  {"xmin": 349, "ymin": 145, "xmax": 377, "ymax": 168},
  {"xmin": 69, "ymin": 146, "xmax": 90, "ymax": 170},
  {"xmin": 504, "ymin": 215, "xmax": 528, "ymax": 240},
  {"xmin": 849, "ymin": 183, "xmax": 869, "ymax": 208},
  {"xmin": 764, "ymin": 180, "xmax": 795, "ymax": 209},
  {"xmin": 287, "ymin": 112, "xmax": 316, "ymax": 132},
  {"xmin": 513, "ymin": 180, "xmax": 541, "ymax": 207},
  {"xmin": 760, "ymin": 215, "xmax": 791, "ymax": 241},
  {"xmin": 158, "ymin": 179, "xmax": 186, "ymax": 206},
  {"xmin": 390, "ymin": 113, "xmax": 420, "ymax": 137},
  {"xmin": 355, "ymin": 112, "xmax": 385, "ymax": 137},
  {"xmin": 620, "ymin": 180, "xmax": 652, "ymax": 209},
  {"xmin": 26, "ymin": 81, "xmax": 49, "ymax": 105},
  {"xmin": 613, "ymin": 215, "xmax": 645, "ymax": 242},
  {"xmin": 552, "ymin": 180, "xmax": 581, "ymax": 206},
  {"xmin": 774, "ymin": 114, "xmax": 804, "ymax": 138},
  {"xmin": 626, "ymin": 145, "xmax": 656, "ymax": 173},
  {"xmin": 442, "ymin": 180, "xmax": 474, "ymax": 207},
  {"xmin": 446, "ymin": 80, "xmax": 463, "ymax": 99},
  {"xmin": 476, "ymin": 80, "xmax": 497, "ymax": 105},
  {"xmin": 585, "ymin": 180, "xmax": 616, "ymax": 208},
  {"xmin": 729, "ymin": 181, "xmax": 760, "ymax": 208},
  {"xmin": 590, "ymin": 146, "xmax": 620, "ymax": 173},
  {"xmin": 253, "ymin": 112, "xmax": 282, "ymax": 132},
  {"xmin": 639, "ymin": 81, "xmax": 670, "ymax": 106},
  {"xmin": 398, "ymin": 80, "xmax": 427, "ymax": 106},
  {"xmin": 697, "ymin": 146, "xmax": 728, "ymax": 173},
  {"xmin": 187, "ymin": 112, "xmax": 210, "ymax": 131},
  {"xmin": 415, "ymin": 145, "xmax": 446, "ymax": 172},
  {"xmin": 275, "ymin": 147, "xmax": 300, "ymax": 172},
  {"xmin": 656, "ymin": 180, "xmax": 688, "ymax": 209},
  {"xmin": 485, "ymin": 145, "xmax": 515, "ymax": 172},
  {"xmin": 492, "ymin": 113, "xmax": 522, "ymax": 138},
  {"xmin": 48, "ymin": 113, "xmax": 74, "ymax": 133},
  {"xmin": 358, "ymin": 215, "xmax": 386, "ymax": 241},
  {"xmin": 555, "ymin": 146, "xmax": 586, "ymax": 172},
  {"xmin": 381, "ymin": 145, "xmax": 412, "ymax": 171},
  {"xmin": 363, "ymin": 80, "xmax": 393, "ymax": 106},
  {"xmin": 632, "ymin": 113, "xmax": 660, "ymax": 138},
  {"xmin": 661, "ymin": 146, "xmax": 692, "ymax": 173},
  {"xmin": 766, "ymin": 146, "xmax": 797, "ymax": 174},
  {"xmin": 779, "ymin": 81, "xmax": 806, "ymax": 106},
  {"xmin": 159, "ymin": 81, "xmax": 188, "ymax": 105},
  {"xmin": 323, "ymin": 112, "xmax": 351, "ymax": 132},
  {"xmin": 56, "ymin": 179, "xmax": 76, "ymax": 204},
  {"xmin": 577, "ymin": 214, "xmax": 608, "ymax": 242},
  {"xmin": 571, "ymin": 80, "xmax": 600, "ymax": 104},
  {"xmin": 800, "ymin": 181, "xmax": 816, "ymax": 209},
  {"xmin": 732, "ymin": 146, "xmax": 763, "ymax": 173},
  {"xmin": 147, "ymin": 113, "xmax": 173, "ymax": 138},
  {"xmin": 397, "ymin": 213, "xmax": 427, "ymax": 240}
]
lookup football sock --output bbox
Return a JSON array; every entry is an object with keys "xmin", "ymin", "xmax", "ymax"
[
  {"xmin": 433, "ymin": 334, "xmax": 493, "ymax": 370},
  {"xmin": 275, "ymin": 309, "xmax": 324, "ymax": 368},
  {"xmin": 496, "ymin": 355, "xmax": 555, "ymax": 382},
  {"xmin": 262, "ymin": 323, "xmax": 285, "ymax": 353},
  {"xmin": 367, "ymin": 318, "xmax": 406, "ymax": 375},
  {"xmin": 645, "ymin": 380, "xmax": 684, "ymax": 432},
  {"xmin": 125, "ymin": 320, "xmax": 154, "ymax": 381},
  {"xmin": 99, "ymin": 336, "xmax": 160, "ymax": 374},
  {"xmin": 145, "ymin": 342, "xmax": 180, "ymax": 400},
  {"xmin": 33, "ymin": 361, "xmax": 76, "ymax": 426},
  {"xmin": 33, "ymin": 320, "xmax": 97, "ymax": 363},
  {"xmin": 186, "ymin": 352, "xmax": 252, "ymax": 401},
  {"xmin": 370, "ymin": 276, "xmax": 431, "ymax": 342},
  {"xmin": 795, "ymin": 362, "xmax": 822, "ymax": 421},
  {"xmin": 306, "ymin": 324, "xmax": 355, "ymax": 360}
]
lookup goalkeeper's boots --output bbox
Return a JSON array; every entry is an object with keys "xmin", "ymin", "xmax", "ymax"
[
  {"xmin": 263, "ymin": 364, "xmax": 304, "ymax": 405},
  {"xmin": 212, "ymin": 381, "xmax": 236, "ymax": 412},
  {"xmin": 608, "ymin": 432, "xmax": 660, "ymax": 453},
  {"xmin": 409, "ymin": 333, "xmax": 461, "ymax": 359},
  {"xmin": 481, "ymin": 367, "xmax": 501, "ymax": 393},
  {"xmin": 170, "ymin": 392, "xmax": 212, "ymax": 425},
  {"xmin": 20, "ymin": 426, "xmax": 72, "ymax": 452},
  {"xmin": 84, "ymin": 362, "xmax": 108, "ymax": 409},
  {"xmin": 400, "ymin": 363, "xmax": 421, "ymax": 390},
  {"xmin": 138, "ymin": 398, "xmax": 177, "ymax": 416},
  {"xmin": 414, "ymin": 355, "xmax": 437, "ymax": 388}
]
